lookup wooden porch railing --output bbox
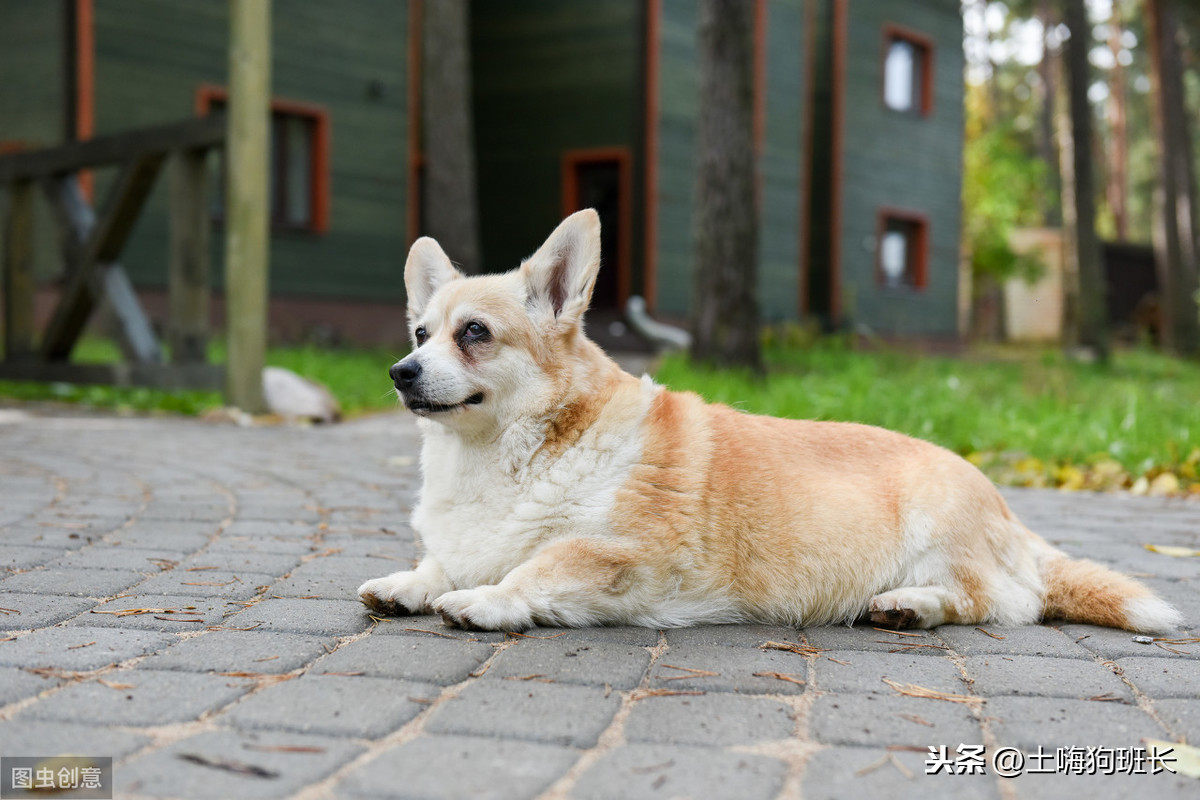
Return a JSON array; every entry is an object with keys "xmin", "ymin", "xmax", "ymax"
[{"xmin": 0, "ymin": 116, "xmax": 226, "ymax": 391}]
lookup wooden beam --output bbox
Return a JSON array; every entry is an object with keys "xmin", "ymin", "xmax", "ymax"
[
  {"xmin": 224, "ymin": 0, "xmax": 271, "ymax": 412},
  {"xmin": 3, "ymin": 180, "xmax": 36, "ymax": 360},
  {"xmin": 0, "ymin": 361, "xmax": 223, "ymax": 391},
  {"xmin": 0, "ymin": 117, "xmax": 223, "ymax": 183},
  {"xmin": 168, "ymin": 149, "xmax": 211, "ymax": 363},
  {"xmin": 40, "ymin": 153, "xmax": 165, "ymax": 360}
]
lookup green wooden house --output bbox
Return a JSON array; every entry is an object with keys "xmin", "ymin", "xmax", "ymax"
[{"xmin": 0, "ymin": 0, "xmax": 963, "ymax": 346}]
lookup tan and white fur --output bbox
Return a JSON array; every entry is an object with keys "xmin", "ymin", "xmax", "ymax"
[{"xmin": 358, "ymin": 210, "xmax": 1183, "ymax": 634}]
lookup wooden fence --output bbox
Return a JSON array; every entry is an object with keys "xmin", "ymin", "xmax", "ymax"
[{"xmin": 0, "ymin": 117, "xmax": 226, "ymax": 391}]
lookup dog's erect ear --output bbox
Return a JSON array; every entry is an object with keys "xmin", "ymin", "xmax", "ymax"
[
  {"xmin": 521, "ymin": 209, "xmax": 601, "ymax": 326},
  {"xmin": 404, "ymin": 237, "xmax": 462, "ymax": 320}
]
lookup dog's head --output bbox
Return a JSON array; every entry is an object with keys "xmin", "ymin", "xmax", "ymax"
[{"xmin": 391, "ymin": 209, "xmax": 602, "ymax": 431}]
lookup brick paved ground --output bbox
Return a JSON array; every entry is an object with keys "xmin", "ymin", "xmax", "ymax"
[{"xmin": 0, "ymin": 405, "xmax": 1197, "ymax": 799}]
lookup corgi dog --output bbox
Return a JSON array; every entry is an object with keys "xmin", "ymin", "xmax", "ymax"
[{"xmin": 358, "ymin": 210, "xmax": 1183, "ymax": 634}]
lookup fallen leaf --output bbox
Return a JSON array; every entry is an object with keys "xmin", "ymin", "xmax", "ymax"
[{"xmin": 1145, "ymin": 544, "xmax": 1200, "ymax": 558}]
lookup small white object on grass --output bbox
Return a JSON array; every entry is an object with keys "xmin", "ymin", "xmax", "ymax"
[{"xmin": 262, "ymin": 366, "xmax": 342, "ymax": 424}]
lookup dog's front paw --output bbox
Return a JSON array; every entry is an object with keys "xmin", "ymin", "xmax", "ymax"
[
  {"xmin": 358, "ymin": 572, "xmax": 436, "ymax": 616},
  {"xmin": 432, "ymin": 587, "xmax": 533, "ymax": 632}
]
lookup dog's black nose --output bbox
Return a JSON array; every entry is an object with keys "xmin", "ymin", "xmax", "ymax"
[{"xmin": 390, "ymin": 360, "xmax": 421, "ymax": 388}]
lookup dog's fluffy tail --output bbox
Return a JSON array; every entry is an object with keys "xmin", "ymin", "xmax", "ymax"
[{"xmin": 1040, "ymin": 554, "xmax": 1183, "ymax": 634}]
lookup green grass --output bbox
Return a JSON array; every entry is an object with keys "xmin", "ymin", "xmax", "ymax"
[
  {"xmin": 655, "ymin": 340, "xmax": 1200, "ymax": 489},
  {"xmin": 2, "ymin": 336, "xmax": 1197, "ymax": 490},
  {"xmin": 0, "ymin": 338, "xmax": 406, "ymax": 418}
]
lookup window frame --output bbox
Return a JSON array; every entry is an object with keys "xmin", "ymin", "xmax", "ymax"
[
  {"xmin": 875, "ymin": 208, "xmax": 930, "ymax": 291},
  {"xmin": 880, "ymin": 24, "xmax": 935, "ymax": 117},
  {"xmin": 195, "ymin": 83, "xmax": 331, "ymax": 234}
]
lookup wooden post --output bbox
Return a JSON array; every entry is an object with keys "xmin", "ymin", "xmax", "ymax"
[
  {"xmin": 3, "ymin": 180, "xmax": 36, "ymax": 360},
  {"xmin": 224, "ymin": 0, "xmax": 271, "ymax": 412},
  {"xmin": 168, "ymin": 149, "xmax": 211, "ymax": 363}
]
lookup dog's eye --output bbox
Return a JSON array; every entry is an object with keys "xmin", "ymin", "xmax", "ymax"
[
  {"xmin": 414, "ymin": 326, "xmax": 427, "ymax": 346},
  {"xmin": 463, "ymin": 321, "xmax": 489, "ymax": 340}
]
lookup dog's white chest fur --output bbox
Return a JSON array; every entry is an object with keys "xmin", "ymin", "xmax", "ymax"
[{"xmin": 413, "ymin": 379, "xmax": 655, "ymax": 589}]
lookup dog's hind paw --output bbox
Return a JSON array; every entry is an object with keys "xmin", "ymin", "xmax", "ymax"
[{"xmin": 433, "ymin": 587, "xmax": 533, "ymax": 632}]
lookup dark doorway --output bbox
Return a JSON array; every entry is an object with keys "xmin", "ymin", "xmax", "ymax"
[{"xmin": 563, "ymin": 149, "xmax": 631, "ymax": 312}]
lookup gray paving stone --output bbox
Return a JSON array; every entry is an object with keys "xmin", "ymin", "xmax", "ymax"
[
  {"xmin": 312, "ymin": 632, "xmax": 493, "ymax": 685},
  {"xmin": 220, "ymin": 674, "xmax": 438, "ymax": 738},
  {"xmin": 0, "ymin": 567, "xmax": 143, "ymax": 597},
  {"xmin": 220, "ymin": 520, "xmax": 319, "ymax": 539},
  {"xmin": 812, "ymin": 650, "xmax": 967, "ymax": 695},
  {"xmin": 0, "ymin": 666, "xmax": 60, "ymax": 706},
  {"xmin": 964, "ymin": 655, "xmax": 1132, "ymax": 700},
  {"xmin": 370, "ymin": 615, "xmax": 510, "ymax": 643},
  {"xmin": 136, "ymin": 570, "xmax": 276, "ymax": 600},
  {"xmin": 624, "ymin": 693, "xmax": 794, "ymax": 746},
  {"xmin": 117, "ymin": 729, "xmax": 363, "ymax": 800},
  {"xmin": 487, "ymin": 639, "xmax": 649, "ymax": 690},
  {"xmin": 0, "ymin": 626, "xmax": 175, "ymax": 670},
  {"xmin": 49, "ymin": 546, "xmax": 187, "ymax": 573},
  {"xmin": 106, "ymin": 521, "xmax": 216, "ymax": 551},
  {"xmin": 935, "ymin": 624, "xmax": 1091, "ymax": 658},
  {"xmin": 521, "ymin": 625, "xmax": 660, "ymax": 646},
  {"xmin": 221, "ymin": 597, "xmax": 374, "ymax": 636},
  {"xmin": 1155, "ymin": 698, "xmax": 1200, "ymax": 742},
  {"xmin": 0, "ymin": 545, "xmax": 61, "ymax": 570},
  {"xmin": 425, "ymin": 680, "xmax": 619, "ymax": 748},
  {"xmin": 73, "ymin": 595, "xmax": 230, "ymax": 632},
  {"xmin": 205, "ymin": 535, "xmax": 323, "ymax": 557},
  {"xmin": 18, "ymin": 668, "xmax": 249, "ymax": 725},
  {"xmin": 809, "ymin": 693, "xmax": 983, "ymax": 747},
  {"xmin": 986, "ymin": 696, "xmax": 1166, "ymax": 749},
  {"xmin": 0, "ymin": 593, "xmax": 95, "ymax": 631},
  {"xmin": 644, "ymin": 642, "xmax": 809, "ymax": 694},
  {"xmin": 319, "ymin": 536, "xmax": 417, "ymax": 563},
  {"xmin": 804, "ymin": 624, "xmax": 945, "ymax": 655},
  {"xmin": 1061, "ymin": 624, "xmax": 1200, "ymax": 660},
  {"xmin": 1, "ymin": 525, "xmax": 104, "ymax": 550},
  {"xmin": 802, "ymin": 746, "xmax": 1002, "ymax": 800},
  {"xmin": 178, "ymin": 550, "xmax": 304, "ymax": 576},
  {"xmin": 338, "ymin": 734, "xmax": 579, "ymax": 800},
  {"xmin": 663, "ymin": 623, "xmax": 803, "ymax": 648},
  {"xmin": 573, "ymin": 744, "xmax": 788, "ymax": 800},
  {"xmin": 138, "ymin": 630, "xmax": 335, "ymax": 674},
  {"xmin": 1117, "ymin": 657, "xmax": 1200, "ymax": 698},
  {"xmin": 0, "ymin": 720, "xmax": 150, "ymax": 761}
]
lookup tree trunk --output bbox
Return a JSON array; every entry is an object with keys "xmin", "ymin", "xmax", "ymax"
[
  {"xmin": 1106, "ymin": 12, "xmax": 1129, "ymax": 241},
  {"xmin": 422, "ymin": 0, "xmax": 481, "ymax": 273},
  {"xmin": 1147, "ymin": 0, "xmax": 1200, "ymax": 356},
  {"xmin": 1036, "ymin": 0, "xmax": 1062, "ymax": 227},
  {"xmin": 1062, "ymin": 0, "xmax": 1109, "ymax": 361},
  {"xmin": 689, "ymin": 0, "xmax": 761, "ymax": 371}
]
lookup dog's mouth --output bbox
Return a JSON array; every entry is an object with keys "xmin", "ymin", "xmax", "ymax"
[{"xmin": 406, "ymin": 392, "xmax": 485, "ymax": 415}]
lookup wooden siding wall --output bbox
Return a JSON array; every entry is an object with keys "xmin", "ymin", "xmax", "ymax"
[
  {"xmin": 470, "ymin": 0, "xmax": 641, "ymax": 279},
  {"xmin": 652, "ymin": 0, "xmax": 808, "ymax": 322},
  {"xmin": 0, "ymin": 1, "xmax": 67, "ymax": 281},
  {"xmin": 760, "ymin": 0, "xmax": 807, "ymax": 323},
  {"xmin": 91, "ymin": 0, "xmax": 410, "ymax": 301},
  {"xmin": 837, "ymin": 0, "xmax": 963, "ymax": 336}
]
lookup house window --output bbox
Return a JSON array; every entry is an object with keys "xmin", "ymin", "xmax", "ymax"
[
  {"xmin": 882, "ymin": 26, "xmax": 933, "ymax": 116},
  {"xmin": 196, "ymin": 84, "xmax": 330, "ymax": 233},
  {"xmin": 877, "ymin": 211, "xmax": 928, "ymax": 289}
]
